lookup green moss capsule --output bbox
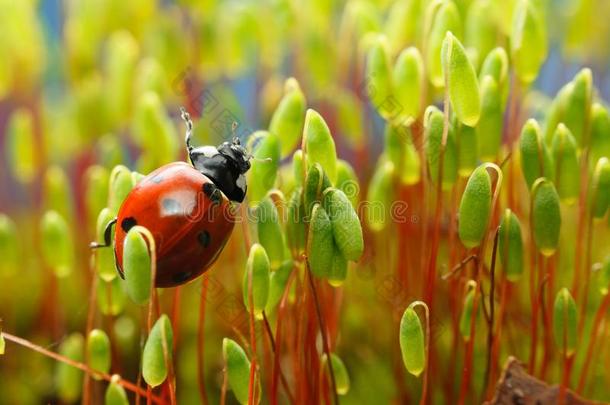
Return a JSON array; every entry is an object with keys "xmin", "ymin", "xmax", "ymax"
[
  {"xmin": 426, "ymin": 1, "xmax": 462, "ymax": 88},
  {"xmin": 562, "ymin": 68, "xmax": 592, "ymax": 146},
  {"xmin": 286, "ymin": 188, "xmax": 306, "ymax": 257},
  {"xmin": 385, "ymin": 0, "xmax": 422, "ymax": 53},
  {"xmin": 304, "ymin": 163, "xmax": 332, "ymax": 216},
  {"xmin": 553, "ymin": 288, "xmax": 577, "ymax": 357},
  {"xmin": 142, "ymin": 314, "xmax": 173, "ymax": 388},
  {"xmin": 105, "ymin": 375, "xmax": 129, "ymax": 405},
  {"xmin": 519, "ymin": 119, "xmax": 554, "ymax": 190},
  {"xmin": 44, "ymin": 165, "xmax": 73, "ymax": 221},
  {"xmin": 104, "ymin": 30, "xmax": 139, "ymax": 126},
  {"xmin": 442, "ymin": 32, "xmax": 481, "ymax": 127},
  {"xmin": 465, "ymin": 0, "xmax": 497, "ymax": 64},
  {"xmin": 87, "ymin": 329, "xmax": 111, "ymax": 377},
  {"xmin": 257, "ymin": 196, "xmax": 286, "ymax": 267},
  {"xmin": 0, "ymin": 214, "xmax": 18, "ymax": 276},
  {"xmin": 551, "ymin": 124, "xmax": 580, "ymax": 204},
  {"xmin": 399, "ymin": 306, "xmax": 426, "ymax": 377},
  {"xmin": 460, "ymin": 286, "xmax": 476, "ymax": 341},
  {"xmin": 323, "ymin": 188, "xmax": 363, "ymax": 262},
  {"xmin": 269, "ymin": 78, "xmax": 306, "ymax": 158},
  {"xmin": 457, "ymin": 122, "xmax": 477, "ymax": 176},
  {"xmin": 56, "ymin": 333, "xmax": 84, "ymax": 402},
  {"xmin": 6, "ymin": 108, "xmax": 36, "ymax": 184},
  {"xmin": 479, "ymin": 47, "xmax": 509, "ymax": 86},
  {"xmin": 84, "ymin": 165, "xmax": 109, "ymax": 232},
  {"xmin": 510, "ymin": 0, "xmax": 547, "ymax": 84},
  {"xmin": 366, "ymin": 161, "xmax": 395, "ymax": 232},
  {"xmin": 336, "ymin": 160, "xmax": 360, "ymax": 206},
  {"xmin": 304, "ymin": 109, "xmax": 338, "ymax": 183},
  {"xmin": 591, "ymin": 158, "xmax": 610, "ymax": 219},
  {"xmin": 393, "ymin": 47, "xmax": 423, "ymax": 123},
  {"xmin": 531, "ymin": 178, "xmax": 561, "ymax": 256},
  {"xmin": 292, "ymin": 149, "xmax": 305, "ymax": 187},
  {"xmin": 329, "ymin": 248, "xmax": 348, "ymax": 287},
  {"xmin": 590, "ymin": 103, "xmax": 610, "ymax": 164},
  {"xmin": 95, "ymin": 208, "xmax": 117, "ymax": 282},
  {"xmin": 123, "ymin": 228, "xmax": 151, "ymax": 305},
  {"xmin": 307, "ymin": 203, "xmax": 334, "ymax": 278},
  {"xmin": 477, "ymin": 76, "xmax": 503, "ymax": 160},
  {"xmin": 266, "ymin": 260, "xmax": 294, "ymax": 312},
  {"xmin": 424, "ymin": 106, "xmax": 458, "ymax": 189},
  {"xmin": 243, "ymin": 243, "xmax": 271, "ymax": 319},
  {"xmin": 97, "ymin": 277, "xmax": 127, "ymax": 316},
  {"xmin": 365, "ymin": 36, "xmax": 394, "ymax": 120},
  {"xmin": 458, "ymin": 165, "xmax": 492, "ymax": 248},
  {"xmin": 322, "ymin": 353, "xmax": 350, "ymax": 395},
  {"xmin": 41, "ymin": 210, "xmax": 74, "ymax": 278},
  {"xmin": 223, "ymin": 338, "xmax": 254, "ymax": 405},
  {"xmin": 499, "ymin": 209, "xmax": 524, "ymax": 282},
  {"xmin": 108, "ymin": 165, "xmax": 134, "ymax": 215},
  {"xmin": 247, "ymin": 130, "xmax": 281, "ymax": 207}
]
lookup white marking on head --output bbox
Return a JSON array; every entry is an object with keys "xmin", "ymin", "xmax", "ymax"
[{"xmin": 236, "ymin": 174, "xmax": 247, "ymax": 192}]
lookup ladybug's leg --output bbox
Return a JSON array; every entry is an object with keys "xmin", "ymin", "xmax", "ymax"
[{"xmin": 89, "ymin": 218, "xmax": 117, "ymax": 249}]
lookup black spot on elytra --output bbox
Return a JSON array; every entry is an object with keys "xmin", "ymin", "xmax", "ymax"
[
  {"xmin": 162, "ymin": 198, "xmax": 181, "ymax": 214},
  {"xmin": 172, "ymin": 271, "xmax": 191, "ymax": 284},
  {"xmin": 121, "ymin": 217, "xmax": 137, "ymax": 233},
  {"xmin": 203, "ymin": 182, "xmax": 221, "ymax": 205},
  {"xmin": 198, "ymin": 230, "xmax": 211, "ymax": 247}
]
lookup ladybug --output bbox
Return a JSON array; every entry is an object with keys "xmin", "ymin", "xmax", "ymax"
[{"xmin": 91, "ymin": 108, "xmax": 251, "ymax": 287}]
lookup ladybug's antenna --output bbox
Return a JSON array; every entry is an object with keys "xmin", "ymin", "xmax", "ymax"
[{"xmin": 180, "ymin": 107, "xmax": 194, "ymax": 153}]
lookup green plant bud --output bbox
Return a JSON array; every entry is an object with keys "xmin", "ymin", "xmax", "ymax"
[
  {"xmin": 458, "ymin": 165, "xmax": 492, "ymax": 248},
  {"xmin": 425, "ymin": 106, "xmax": 458, "ymax": 188},
  {"xmin": 85, "ymin": 165, "xmax": 109, "ymax": 230},
  {"xmin": 105, "ymin": 30, "xmax": 139, "ymax": 125},
  {"xmin": 393, "ymin": 47, "xmax": 423, "ymax": 123},
  {"xmin": 442, "ymin": 32, "xmax": 481, "ymax": 126},
  {"xmin": 551, "ymin": 124, "xmax": 580, "ymax": 204},
  {"xmin": 286, "ymin": 188, "xmax": 306, "ymax": 257},
  {"xmin": 510, "ymin": 0, "xmax": 547, "ymax": 85},
  {"xmin": 87, "ymin": 329, "xmax": 111, "ymax": 377},
  {"xmin": 223, "ymin": 338, "xmax": 253, "ymax": 405},
  {"xmin": 6, "ymin": 108, "xmax": 36, "ymax": 183},
  {"xmin": 477, "ymin": 76, "xmax": 503, "ymax": 160},
  {"xmin": 322, "ymin": 188, "xmax": 363, "ymax": 261},
  {"xmin": 322, "ymin": 353, "xmax": 350, "ymax": 395},
  {"xmin": 97, "ymin": 277, "xmax": 127, "ymax": 316},
  {"xmin": 519, "ymin": 119, "xmax": 554, "ymax": 189},
  {"xmin": 426, "ymin": 1, "xmax": 462, "ymax": 88},
  {"xmin": 243, "ymin": 243, "xmax": 271, "ymax": 319},
  {"xmin": 543, "ymin": 82, "xmax": 572, "ymax": 145},
  {"xmin": 266, "ymin": 260, "xmax": 294, "ymax": 312},
  {"xmin": 269, "ymin": 78, "xmax": 306, "ymax": 157},
  {"xmin": 304, "ymin": 109, "xmax": 338, "ymax": 183},
  {"xmin": 384, "ymin": 124, "xmax": 422, "ymax": 185},
  {"xmin": 562, "ymin": 68, "xmax": 593, "ymax": 146},
  {"xmin": 399, "ymin": 306, "xmax": 426, "ymax": 377},
  {"xmin": 531, "ymin": 178, "xmax": 561, "ymax": 256},
  {"xmin": 56, "ymin": 333, "xmax": 84, "ymax": 402},
  {"xmin": 590, "ymin": 103, "xmax": 610, "ymax": 164},
  {"xmin": 307, "ymin": 204, "xmax": 334, "ymax": 278},
  {"xmin": 365, "ymin": 36, "xmax": 394, "ymax": 120},
  {"xmin": 0, "ymin": 214, "xmax": 18, "ymax": 276},
  {"xmin": 41, "ymin": 210, "xmax": 74, "ymax": 277},
  {"xmin": 142, "ymin": 314, "xmax": 173, "ymax": 388},
  {"xmin": 591, "ymin": 158, "xmax": 610, "ymax": 218},
  {"xmin": 553, "ymin": 288, "xmax": 577, "ymax": 357},
  {"xmin": 366, "ymin": 161, "xmax": 395, "ymax": 232},
  {"xmin": 123, "ymin": 228, "xmax": 151, "ymax": 305},
  {"xmin": 256, "ymin": 196, "xmax": 286, "ymax": 267},
  {"xmin": 479, "ymin": 47, "xmax": 509, "ymax": 86},
  {"xmin": 385, "ymin": 0, "xmax": 422, "ymax": 53},
  {"xmin": 333, "ymin": 89, "xmax": 365, "ymax": 148},
  {"xmin": 465, "ymin": 0, "xmax": 498, "ymax": 64},
  {"xmin": 108, "ymin": 165, "xmax": 134, "ymax": 215},
  {"xmin": 499, "ymin": 209, "xmax": 524, "ymax": 282},
  {"xmin": 460, "ymin": 286, "xmax": 476, "ymax": 341},
  {"xmin": 457, "ymin": 122, "xmax": 478, "ymax": 176},
  {"xmin": 135, "ymin": 58, "xmax": 168, "ymax": 100},
  {"xmin": 292, "ymin": 149, "xmax": 304, "ymax": 186},
  {"xmin": 329, "ymin": 248, "xmax": 348, "ymax": 287},
  {"xmin": 336, "ymin": 160, "xmax": 360, "ymax": 206},
  {"xmin": 304, "ymin": 163, "xmax": 332, "ymax": 215},
  {"xmin": 44, "ymin": 165, "xmax": 73, "ymax": 221},
  {"xmin": 247, "ymin": 130, "xmax": 281, "ymax": 206},
  {"xmin": 105, "ymin": 375, "xmax": 129, "ymax": 405}
]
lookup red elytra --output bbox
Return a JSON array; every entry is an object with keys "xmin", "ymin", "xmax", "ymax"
[{"xmin": 114, "ymin": 162, "xmax": 236, "ymax": 287}]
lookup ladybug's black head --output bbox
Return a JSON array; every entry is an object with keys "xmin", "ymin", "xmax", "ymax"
[{"xmin": 180, "ymin": 108, "xmax": 251, "ymax": 203}]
